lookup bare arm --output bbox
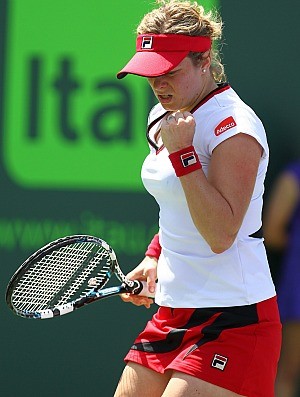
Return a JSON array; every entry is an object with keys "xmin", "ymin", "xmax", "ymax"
[{"xmin": 161, "ymin": 111, "xmax": 262, "ymax": 253}]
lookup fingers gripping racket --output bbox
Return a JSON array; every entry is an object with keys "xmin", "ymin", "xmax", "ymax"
[{"xmin": 6, "ymin": 235, "xmax": 154, "ymax": 320}]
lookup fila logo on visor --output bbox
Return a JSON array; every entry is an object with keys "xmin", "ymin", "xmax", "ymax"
[
  {"xmin": 142, "ymin": 36, "xmax": 153, "ymax": 49},
  {"xmin": 211, "ymin": 354, "xmax": 228, "ymax": 371},
  {"xmin": 180, "ymin": 151, "xmax": 197, "ymax": 167},
  {"xmin": 214, "ymin": 116, "xmax": 237, "ymax": 136}
]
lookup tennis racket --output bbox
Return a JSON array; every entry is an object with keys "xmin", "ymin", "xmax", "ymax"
[{"xmin": 6, "ymin": 234, "xmax": 155, "ymax": 320}]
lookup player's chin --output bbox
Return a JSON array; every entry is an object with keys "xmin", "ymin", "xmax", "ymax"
[
  {"xmin": 157, "ymin": 97, "xmax": 177, "ymax": 111},
  {"xmin": 160, "ymin": 103, "xmax": 176, "ymax": 112}
]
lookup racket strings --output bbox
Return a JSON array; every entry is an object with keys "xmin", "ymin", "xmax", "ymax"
[
  {"xmin": 55, "ymin": 249, "xmax": 111, "ymax": 305},
  {"xmin": 11, "ymin": 242, "xmax": 112, "ymax": 312}
]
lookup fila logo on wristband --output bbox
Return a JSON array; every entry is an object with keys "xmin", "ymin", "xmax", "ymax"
[
  {"xmin": 168, "ymin": 145, "xmax": 202, "ymax": 177},
  {"xmin": 181, "ymin": 151, "xmax": 198, "ymax": 167}
]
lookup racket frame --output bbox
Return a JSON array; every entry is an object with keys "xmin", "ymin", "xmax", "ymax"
[{"xmin": 6, "ymin": 235, "xmax": 150, "ymax": 319}]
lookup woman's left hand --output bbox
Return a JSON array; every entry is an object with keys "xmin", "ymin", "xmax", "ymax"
[{"xmin": 120, "ymin": 256, "xmax": 158, "ymax": 309}]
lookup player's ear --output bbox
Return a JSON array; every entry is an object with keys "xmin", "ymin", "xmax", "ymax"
[{"xmin": 201, "ymin": 50, "xmax": 211, "ymax": 73}]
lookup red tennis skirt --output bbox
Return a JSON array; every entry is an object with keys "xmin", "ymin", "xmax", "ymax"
[{"xmin": 125, "ymin": 296, "xmax": 281, "ymax": 396}]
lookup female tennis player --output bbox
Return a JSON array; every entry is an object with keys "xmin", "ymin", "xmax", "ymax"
[{"xmin": 114, "ymin": 1, "xmax": 281, "ymax": 396}]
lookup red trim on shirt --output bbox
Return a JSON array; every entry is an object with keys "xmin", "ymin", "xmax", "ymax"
[{"xmin": 191, "ymin": 83, "xmax": 230, "ymax": 113}]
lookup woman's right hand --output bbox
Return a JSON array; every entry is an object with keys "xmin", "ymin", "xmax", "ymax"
[{"xmin": 120, "ymin": 256, "xmax": 158, "ymax": 308}]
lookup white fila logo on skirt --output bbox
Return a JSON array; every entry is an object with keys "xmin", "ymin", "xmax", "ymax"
[{"xmin": 211, "ymin": 354, "xmax": 228, "ymax": 371}]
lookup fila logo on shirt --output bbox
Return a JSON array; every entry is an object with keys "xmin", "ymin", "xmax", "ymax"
[
  {"xmin": 211, "ymin": 354, "xmax": 228, "ymax": 371},
  {"xmin": 214, "ymin": 116, "xmax": 237, "ymax": 136},
  {"xmin": 180, "ymin": 151, "xmax": 197, "ymax": 167},
  {"xmin": 141, "ymin": 36, "xmax": 153, "ymax": 49}
]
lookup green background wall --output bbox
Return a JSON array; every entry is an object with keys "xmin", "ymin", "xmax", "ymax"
[{"xmin": 1, "ymin": 1, "xmax": 299, "ymax": 396}]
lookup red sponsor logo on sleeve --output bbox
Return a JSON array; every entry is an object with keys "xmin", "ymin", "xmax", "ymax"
[{"xmin": 214, "ymin": 116, "xmax": 237, "ymax": 136}]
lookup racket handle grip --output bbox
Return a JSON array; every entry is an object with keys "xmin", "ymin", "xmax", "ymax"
[{"xmin": 133, "ymin": 280, "xmax": 155, "ymax": 298}]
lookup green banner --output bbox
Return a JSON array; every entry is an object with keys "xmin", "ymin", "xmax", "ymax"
[{"xmin": 3, "ymin": 0, "xmax": 219, "ymax": 192}]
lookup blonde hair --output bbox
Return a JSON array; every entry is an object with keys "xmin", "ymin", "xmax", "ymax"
[{"xmin": 137, "ymin": 0, "xmax": 226, "ymax": 82}]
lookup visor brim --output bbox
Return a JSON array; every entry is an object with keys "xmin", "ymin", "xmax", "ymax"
[{"xmin": 117, "ymin": 51, "xmax": 189, "ymax": 79}]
